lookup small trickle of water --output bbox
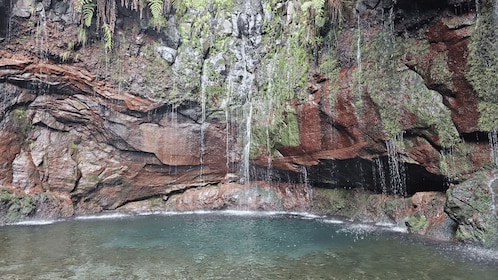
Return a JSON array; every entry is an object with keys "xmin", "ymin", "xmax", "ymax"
[
  {"xmin": 242, "ymin": 99, "xmax": 253, "ymax": 184},
  {"xmin": 356, "ymin": 14, "xmax": 362, "ymax": 77},
  {"xmin": 36, "ymin": 6, "xmax": 47, "ymax": 61},
  {"xmin": 489, "ymin": 130, "xmax": 498, "ymax": 166},
  {"xmin": 385, "ymin": 133, "xmax": 406, "ymax": 197},
  {"xmin": 225, "ymin": 77, "xmax": 233, "ymax": 172},
  {"xmin": 488, "ymin": 179, "xmax": 497, "ymax": 216},
  {"xmin": 301, "ymin": 166, "xmax": 313, "ymax": 207},
  {"xmin": 200, "ymin": 69, "xmax": 208, "ymax": 182}
]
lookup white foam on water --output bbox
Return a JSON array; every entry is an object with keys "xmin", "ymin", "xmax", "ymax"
[
  {"xmin": 321, "ymin": 219, "xmax": 345, "ymax": 224},
  {"xmin": 375, "ymin": 222, "xmax": 408, "ymax": 233},
  {"xmin": 464, "ymin": 245, "xmax": 498, "ymax": 262},
  {"xmin": 11, "ymin": 219, "xmax": 61, "ymax": 226},
  {"xmin": 74, "ymin": 212, "xmax": 132, "ymax": 220}
]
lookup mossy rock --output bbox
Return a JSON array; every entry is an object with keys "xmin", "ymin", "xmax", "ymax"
[
  {"xmin": 0, "ymin": 188, "xmax": 37, "ymax": 224},
  {"xmin": 405, "ymin": 211, "xmax": 428, "ymax": 234},
  {"xmin": 445, "ymin": 172, "xmax": 498, "ymax": 247}
]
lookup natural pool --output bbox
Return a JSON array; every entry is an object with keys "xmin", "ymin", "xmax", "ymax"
[{"xmin": 1, "ymin": 211, "xmax": 497, "ymax": 279}]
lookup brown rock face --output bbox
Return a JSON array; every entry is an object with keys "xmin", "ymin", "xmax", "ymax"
[
  {"xmin": 0, "ymin": 55, "xmax": 232, "ymax": 214},
  {"xmin": 0, "ymin": 0, "xmax": 493, "ymax": 241},
  {"xmin": 408, "ymin": 14, "xmax": 479, "ymax": 133}
]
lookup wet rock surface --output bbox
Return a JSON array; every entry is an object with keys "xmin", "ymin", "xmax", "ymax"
[{"xmin": 0, "ymin": 0, "xmax": 496, "ymax": 248}]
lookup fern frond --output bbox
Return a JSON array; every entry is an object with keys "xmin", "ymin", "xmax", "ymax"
[
  {"xmin": 77, "ymin": 26, "xmax": 87, "ymax": 45},
  {"xmin": 102, "ymin": 24, "xmax": 113, "ymax": 51},
  {"xmin": 80, "ymin": 0, "xmax": 95, "ymax": 27},
  {"xmin": 148, "ymin": 0, "xmax": 164, "ymax": 19}
]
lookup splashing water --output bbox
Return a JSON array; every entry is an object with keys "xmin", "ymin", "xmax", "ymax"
[{"xmin": 385, "ymin": 133, "xmax": 406, "ymax": 196}]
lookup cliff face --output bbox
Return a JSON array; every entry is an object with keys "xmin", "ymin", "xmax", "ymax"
[{"xmin": 0, "ymin": 0, "xmax": 497, "ymax": 246}]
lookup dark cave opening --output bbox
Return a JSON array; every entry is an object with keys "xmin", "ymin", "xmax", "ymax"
[
  {"xmin": 394, "ymin": 0, "xmax": 477, "ymax": 34},
  {"xmin": 0, "ymin": 0, "xmax": 10, "ymax": 39},
  {"xmin": 307, "ymin": 157, "xmax": 447, "ymax": 197}
]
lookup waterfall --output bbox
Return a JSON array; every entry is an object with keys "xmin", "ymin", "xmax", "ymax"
[
  {"xmin": 242, "ymin": 97, "xmax": 253, "ymax": 184},
  {"xmin": 238, "ymin": 26, "xmax": 255, "ymax": 184},
  {"xmin": 356, "ymin": 14, "xmax": 362, "ymax": 80},
  {"xmin": 385, "ymin": 133, "xmax": 406, "ymax": 196},
  {"xmin": 36, "ymin": 6, "xmax": 47, "ymax": 61},
  {"xmin": 490, "ymin": 130, "xmax": 498, "ymax": 166},
  {"xmin": 373, "ymin": 158, "xmax": 387, "ymax": 194},
  {"xmin": 225, "ymin": 76, "xmax": 233, "ymax": 173},
  {"xmin": 489, "ymin": 179, "xmax": 497, "ymax": 216},
  {"xmin": 301, "ymin": 165, "xmax": 312, "ymax": 207},
  {"xmin": 200, "ymin": 65, "xmax": 208, "ymax": 182}
]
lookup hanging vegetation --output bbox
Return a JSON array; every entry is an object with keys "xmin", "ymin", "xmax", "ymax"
[{"xmin": 74, "ymin": 0, "xmax": 171, "ymax": 50}]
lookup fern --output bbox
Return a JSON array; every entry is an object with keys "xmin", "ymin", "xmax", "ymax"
[
  {"xmin": 80, "ymin": 0, "xmax": 96, "ymax": 27},
  {"xmin": 148, "ymin": 0, "xmax": 166, "ymax": 28},
  {"xmin": 102, "ymin": 24, "xmax": 113, "ymax": 51},
  {"xmin": 77, "ymin": 26, "xmax": 87, "ymax": 45},
  {"xmin": 148, "ymin": 0, "xmax": 163, "ymax": 19}
]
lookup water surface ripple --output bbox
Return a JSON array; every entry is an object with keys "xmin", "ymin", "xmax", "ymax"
[{"xmin": 1, "ymin": 211, "xmax": 497, "ymax": 279}]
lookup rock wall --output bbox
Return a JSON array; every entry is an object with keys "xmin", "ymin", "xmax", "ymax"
[{"xmin": 0, "ymin": 0, "xmax": 497, "ymax": 246}]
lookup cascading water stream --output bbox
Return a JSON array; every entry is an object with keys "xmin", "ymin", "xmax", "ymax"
[
  {"xmin": 373, "ymin": 157, "xmax": 387, "ymax": 194},
  {"xmin": 301, "ymin": 165, "xmax": 313, "ymax": 208},
  {"xmin": 225, "ymin": 76, "xmax": 233, "ymax": 173},
  {"xmin": 356, "ymin": 14, "xmax": 362, "ymax": 89},
  {"xmin": 36, "ymin": 6, "xmax": 47, "ymax": 61},
  {"xmin": 169, "ymin": 107, "xmax": 178, "ymax": 176},
  {"xmin": 200, "ymin": 65, "xmax": 208, "ymax": 182},
  {"xmin": 488, "ymin": 179, "xmax": 497, "ymax": 216},
  {"xmin": 385, "ymin": 133, "xmax": 407, "ymax": 197},
  {"xmin": 242, "ymin": 96, "xmax": 253, "ymax": 184},
  {"xmin": 489, "ymin": 130, "xmax": 498, "ymax": 166},
  {"xmin": 238, "ymin": 29, "xmax": 254, "ymax": 184}
]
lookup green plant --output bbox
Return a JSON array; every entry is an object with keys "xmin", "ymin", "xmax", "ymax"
[
  {"xmin": 466, "ymin": 0, "xmax": 498, "ymax": 131},
  {"xmin": 102, "ymin": 23, "xmax": 113, "ymax": 51},
  {"xmin": 76, "ymin": 0, "xmax": 170, "ymax": 50},
  {"xmin": 81, "ymin": 0, "xmax": 95, "ymax": 27}
]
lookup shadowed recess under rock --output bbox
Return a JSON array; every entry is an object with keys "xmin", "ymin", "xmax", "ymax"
[{"xmin": 307, "ymin": 157, "xmax": 447, "ymax": 196}]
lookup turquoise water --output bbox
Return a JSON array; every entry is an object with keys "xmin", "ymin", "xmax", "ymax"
[{"xmin": 1, "ymin": 211, "xmax": 497, "ymax": 279}]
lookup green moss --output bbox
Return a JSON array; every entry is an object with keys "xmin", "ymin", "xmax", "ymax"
[
  {"xmin": 466, "ymin": 0, "xmax": 498, "ymax": 131},
  {"xmin": 88, "ymin": 175, "xmax": 102, "ymax": 183},
  {"xmin": 405, "ymin": 212, "xmax": 428, "ymax": 234},
  {"xmin": 466, "ymin": 0, "xmax": 498, "ymax": 104},
  {"xmin": 0, "ymin": 189, "xmax": 36, "ymax": 223},
  {"xmin": 10, "ymin": 107, "xmax": 31, "ymax": 137},
  {"xmin": 320, "ymin": 53, "xmax": 340, "ymax": 109},
  {"xmin": 249, "ymin": 22, "xmax": 310, "ymax": 158},
  {"xmin": 69, "ymin": 142, "xmax": 79, "ymax": 151},
  {"xmin": 358, "ymin": 28, "xmax": 460, "ymax": 146},
  {"xmin": 478, "ymin": 102, "xmax": 498, "ymax": 131},
  {"xmin": 430, "ymin": 54, "xmax": 453, "ymax": 85}
]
